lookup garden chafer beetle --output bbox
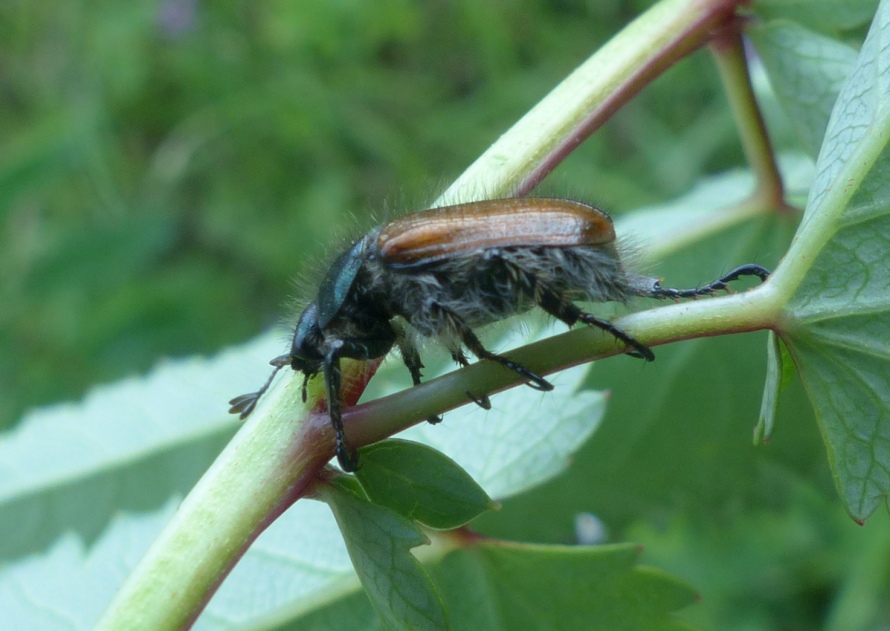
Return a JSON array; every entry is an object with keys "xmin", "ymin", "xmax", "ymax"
[{"xmin": 229, "ymin": 197, "xmax": 769, "ymax": 471}]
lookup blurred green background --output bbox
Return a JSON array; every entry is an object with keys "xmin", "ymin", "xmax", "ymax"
[
  {"xmin": 4, "ymin": 1, "xmax": 885, "ymax": 629},
  {"xmin": 0, "ymin": 0, "xmax": 748, "ymax": 429}
]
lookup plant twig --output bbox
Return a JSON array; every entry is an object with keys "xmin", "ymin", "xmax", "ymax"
[{"xmin": 709, "ymin": 19, "xmax": 795, "ymax": 214}]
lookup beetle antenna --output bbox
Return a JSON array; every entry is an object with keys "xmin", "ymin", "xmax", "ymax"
[{"xmin": 228, "ymin": 354, "xmax": 291, "ymax": 420}]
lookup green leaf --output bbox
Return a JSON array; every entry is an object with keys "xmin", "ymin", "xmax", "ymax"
[
  {"xmin": 0, "ymin": 500, "xmax": 180, "ymax": 630},
  {"xmin": 356, "ymin": 439, "xmax": 496, "ymax": 530},
  {"xmin": 294, "ymin": 541, "xmax": 701, "ymax": 631},
  {"xmin": 395, "ymin": 357, "xmax": 609, "ymax": 500},
  {"xmin": 615, "ymin": 153, "xmax": 813, "ymax": 256},
  {"xmin": 777, "ymin": 0, "xmax": 890, "ymax": 520},
  {"xmin": 323, "ymin": 479, "xmax": 447, "ymax": 631},
  {"xmin": 751, "ymin": 21, "xmax": 859, "ymax": 157},
  {"xmin": 0, "ymin": 335, "xmax": 275, "ymax": 560},
  {"xmin": 755, "ymin": 331, "xmax": 792, "ymax": 444},
  {"xmin": 433, "ymin": 541, "xmax": 698, "ymax": 631},
  {"xmin": 754, "ymin": 0, "xmax": 879, "ymax": 33},
  {"xmin": 624, "ymin": 479, "xmax": 873, "ymax": 631}
]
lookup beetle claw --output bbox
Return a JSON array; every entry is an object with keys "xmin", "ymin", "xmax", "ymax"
[{"xmin": 466, "ymin": 390, "xmax": 492, "ymax": 410}]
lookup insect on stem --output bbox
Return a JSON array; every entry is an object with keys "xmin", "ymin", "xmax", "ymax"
[{"xmin": 229, "ymin": 198, "xmax": 770, "ymax": 471}]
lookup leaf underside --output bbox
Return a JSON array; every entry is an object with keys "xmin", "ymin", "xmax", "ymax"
[{"xmin": 777, "ymin": 1, "xmax": 890, "ymax": 521}]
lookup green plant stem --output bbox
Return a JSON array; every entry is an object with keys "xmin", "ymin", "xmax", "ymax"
[
  {"xmin": 345, "ymin": 282, "xmax": 781, "ymax": 447},
  {"xmin": 95, "ymin": 389, "xmax": 330, "ymax": 629},
  {"xmin": 710, "ymin": 20, "xmax": 790, "ymax": 212}
]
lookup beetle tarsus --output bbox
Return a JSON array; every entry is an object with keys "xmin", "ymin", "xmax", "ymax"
[
  {"xmin": 646, "ymin": 264, "xmax": 771, "ymax": 299},
  {"xmin": 465, "ymin": 390, "xmax": 492, "ymax": 410},
  {"xmin": 479, "ymin": 350, "xmax": 553, "ymax": 391},
  {"xmin": 577, "ymin": 312, "xmax": 655, "ymax": 362},
  {"xmin": 322, "ymin": 349, "xmax": 357, "ymax": 471},
  {"xmin": 336, "ymin": 439, "xmax": 360, "ymax": 472},
  {"xmin": 439, "ymin": 304, "xmax": 554, "ymax": 392},
  {"xmin": 534, "ymin": 279, "xmax": 655, "ymax": 362},
  {"xmin": 398, "ymin": 337, "xmax": 442, "ymax": 425},
  {"xmin": 300, "ymin": 372, "xmax": 311, "ymax": 403}
]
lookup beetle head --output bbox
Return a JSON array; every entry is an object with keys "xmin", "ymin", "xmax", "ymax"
[{"xmin": 288, "ymin": 301, "xmax": 326, "ymax": 375}]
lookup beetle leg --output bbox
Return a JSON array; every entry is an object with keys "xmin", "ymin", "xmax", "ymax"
[
  {"xmin": 640, "ymin": 264, "xmax": 771, "ymax": 299},
  {"xmin": 428, "ymin": 302, "xmax": 554, "ymax": 392},
  {"xmin": 545, "ymin": 294, "xmax": 654, "ymax": 361},
  {"xmin": 451, "ymin": 351, "xmax": 492, "ymax": 410},
  {"xmin": 575, "ymin": 312, "xmax": 654, "ymax": 361},
  {"xmin": 322, "ymin": 345, "xmax": 360, "ymax": 472},
  {"xmin": 517, "ymin": 267, "xmax": 656, "ymax": 362},
  {"xmin": 301, "ymin": 372, "xmax": 311, "ymax": 403},
  {"xmin": 462, "ymin": 327, "xmax": 554, "ymax": 391},
  {"xmin": 397, "ymin": 334, "xmax": 443, "ymax": 425}
]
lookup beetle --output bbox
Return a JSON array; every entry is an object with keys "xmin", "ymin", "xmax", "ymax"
[{"xmin": 229, "ymin": 197, "xmax": 770, "ymax": 471}]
